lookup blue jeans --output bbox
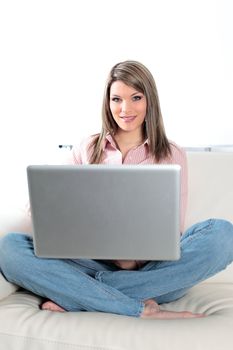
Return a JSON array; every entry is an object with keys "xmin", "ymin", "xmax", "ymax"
[{"xmin": 0, "ymin": 219, "xmax": 233, "ymax": 317}]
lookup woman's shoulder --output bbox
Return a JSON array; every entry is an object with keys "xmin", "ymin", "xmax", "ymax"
[
  {"xmin": 169, "ymin": 141, "xmax": 186, "ymax": 154},
  {"xmin": 72, "ymin": 134, "xmax": 100, "ymax": 164},
  {"xmin": 168, "ymin": 141, "xmax": 187, "ymax": 164}
]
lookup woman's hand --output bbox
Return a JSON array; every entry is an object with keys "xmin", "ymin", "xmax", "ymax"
[{"xmin": 113, "ymin": 260, "xmax": 139, "ymax": 270}]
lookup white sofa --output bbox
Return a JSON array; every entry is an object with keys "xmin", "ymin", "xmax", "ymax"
[{"xmin": 0, "ymin": 151, "xmax": 233, "ymax": 350}]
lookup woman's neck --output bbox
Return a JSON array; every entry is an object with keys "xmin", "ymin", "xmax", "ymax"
[{"xmin": 114, "ymin": 129, "xmax": 144, "ymax": 147}]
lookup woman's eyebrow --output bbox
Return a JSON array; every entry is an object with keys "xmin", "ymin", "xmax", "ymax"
[
  {"xmin": 131, "ymin": 91, "xmax": 142, "ymax": 96},
  {"xmin": 110, "ymin": 91, "xmax": 142, "ymax": 97}
]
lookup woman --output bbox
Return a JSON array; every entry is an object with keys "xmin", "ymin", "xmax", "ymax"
[{"xmin": 0, "ymin": 60, "xmax": 233, "ymax": 319}]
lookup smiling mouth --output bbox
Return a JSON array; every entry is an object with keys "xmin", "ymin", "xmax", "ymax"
[{"xmin": 120, "ymin": 116, "xmax": 136, "ymax": 122}]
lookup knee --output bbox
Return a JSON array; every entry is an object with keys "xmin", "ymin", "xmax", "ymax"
[
  {"xmin": 211, "ymin": 219, "xmax": 233, "ymax": 262},
  {"xmin": 213, "ymin": 219, "xmax": 233, "ymax": 240},
  {"xmin": 0, "ymin": 233, "xmax": 19, "ymax": 257},
  {"xmin": 0, "ymin": 232, "xmax": 25, "ymax": 256}
]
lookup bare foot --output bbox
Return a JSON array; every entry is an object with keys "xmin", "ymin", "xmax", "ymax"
[
  {"xmin": 41, "ymin": 301, "xmax": 66, "ymax": 312},
  {"xmin": 140, "ymin": 299, "xmax": 205, "ymax": 319}
]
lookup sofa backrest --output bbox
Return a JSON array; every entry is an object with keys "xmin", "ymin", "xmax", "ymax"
[
  {"xmin": 186, "ymin": 152, "xmax": 233, "ymax": 229},
  {"xmin": 186, "ymin": 152, "xmax": 233, "ymax": 284}
]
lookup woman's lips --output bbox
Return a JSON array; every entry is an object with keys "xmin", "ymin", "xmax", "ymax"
[{"xmin": 120, "ymin": 116, "xmax": 136, "ymax": 122}]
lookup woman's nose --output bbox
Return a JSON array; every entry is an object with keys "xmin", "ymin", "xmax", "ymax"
[{"xmin": 121, "ymin": 100, "xmax": 132, "ymax": 114}]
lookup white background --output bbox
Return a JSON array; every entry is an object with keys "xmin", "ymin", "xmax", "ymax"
[{"xmin": 0, "ymin": 0, "xmax": 233, "ymax": 167}]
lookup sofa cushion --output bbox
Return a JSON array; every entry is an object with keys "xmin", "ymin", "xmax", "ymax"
[{"xmin": 0, "ymin": 284, "xmax": 233, "ymax": 350}]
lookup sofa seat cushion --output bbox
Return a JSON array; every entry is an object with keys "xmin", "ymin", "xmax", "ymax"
[{"xmin": 0, "ymin": 284, "xmax": 233, "ymax": 350}]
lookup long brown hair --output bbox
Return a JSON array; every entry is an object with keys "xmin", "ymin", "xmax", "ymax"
[{"xmin": 89, "ymin": 60, "xmax": 171, "ymax": 163}]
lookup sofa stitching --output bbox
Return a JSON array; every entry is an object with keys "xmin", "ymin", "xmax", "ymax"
[{"xmin": 0, "ymin": 331, "xmax": 124, "ymax": 350}]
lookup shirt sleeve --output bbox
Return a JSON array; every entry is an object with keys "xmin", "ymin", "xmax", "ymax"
[
  {"xmin": 169, "ymin": 143, "xmax": 188, "ymax": 234},
  {"xmin": 71, "ymin": 135, "xmax": 96, "ymax": 165},
  {"xmin": 71, "ymin": 145, "xmax": 83, "ymax": 164}
]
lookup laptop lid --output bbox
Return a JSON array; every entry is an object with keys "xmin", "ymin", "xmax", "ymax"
[{"xmin": 27, "ymin": 164, "xmax": 181, "ymax": 260}]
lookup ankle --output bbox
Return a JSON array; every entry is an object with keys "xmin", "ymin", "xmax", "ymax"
[{"xmin": 141, "ymin": 299, "xmax": 160, "ymax": 317}]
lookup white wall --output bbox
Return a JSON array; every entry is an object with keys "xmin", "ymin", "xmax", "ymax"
[{"xmin": 0, "ymin": 0, "xmax": 233, "ymax": 168}]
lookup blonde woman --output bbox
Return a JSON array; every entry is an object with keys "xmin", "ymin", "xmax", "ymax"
[{"xmin": 0, "ymin": 61, "xmax": 233, "ymax": 319}]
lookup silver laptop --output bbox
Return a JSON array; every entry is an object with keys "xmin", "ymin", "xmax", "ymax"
[{"xmin": 27, "ymin": 164, "xmax": 181, "ymax": 260}]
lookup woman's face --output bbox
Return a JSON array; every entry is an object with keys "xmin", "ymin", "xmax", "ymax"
[{"xmin": 109, "ymin": 80, "xmax": 147, "ymax": 135}]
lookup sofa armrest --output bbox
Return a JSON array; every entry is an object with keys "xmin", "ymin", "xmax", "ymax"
[
  {"xmin": 0, "ymin": 273, "xmax": 18, "ymax": 301},
  {"xmin": 0, "ymin": 205, "xmax": 31, "ymax": 300}
]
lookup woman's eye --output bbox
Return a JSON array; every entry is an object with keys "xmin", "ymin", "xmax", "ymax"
[
  {"xmin": 132, "ymin": 95, "xmax": 142, "ymax": 101},
  {"xmin": 111, "ymin": 97, "xmax": 120, "ymax": 102}
]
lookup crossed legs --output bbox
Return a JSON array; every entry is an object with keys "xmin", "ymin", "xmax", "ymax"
[{"xmin": 0, "ymin": 219, "xmax": 233, "ymax": 319}]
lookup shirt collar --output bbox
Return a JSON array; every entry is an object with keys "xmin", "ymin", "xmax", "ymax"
[{"xmin": 103, "ymin": 133, "xmax": 149, "ymax": 151}]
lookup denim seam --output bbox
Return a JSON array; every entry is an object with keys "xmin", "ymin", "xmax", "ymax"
[
  {"xmin": 136, "ymin": 300, "xmax": 144, "ymax": 317},
  {"xmin": 65, "ymin": 262, "xmax": 120, "ymax": 300},
  {"xmin": 95, "ymin": 270, "xmax": 143, "ymax": 316},
  {"xmin": 60, "ymin": 267, "xmax": 128, "ymax": 312},
  {"xmin": 69, "ymin": 260, "xmax": 100, "ymax": 273},
  {"xmin": 181, "ymin": 219, "xmax": 215, "ymax": 245},
  {"xmin": 63, "ymin": 261, "xmax": 141, "ymax": 315}
]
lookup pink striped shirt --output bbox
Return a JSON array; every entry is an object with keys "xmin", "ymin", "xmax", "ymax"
[{"xmin": 71, "ymin": 134, "xmax": 188, "ymax": 234}]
